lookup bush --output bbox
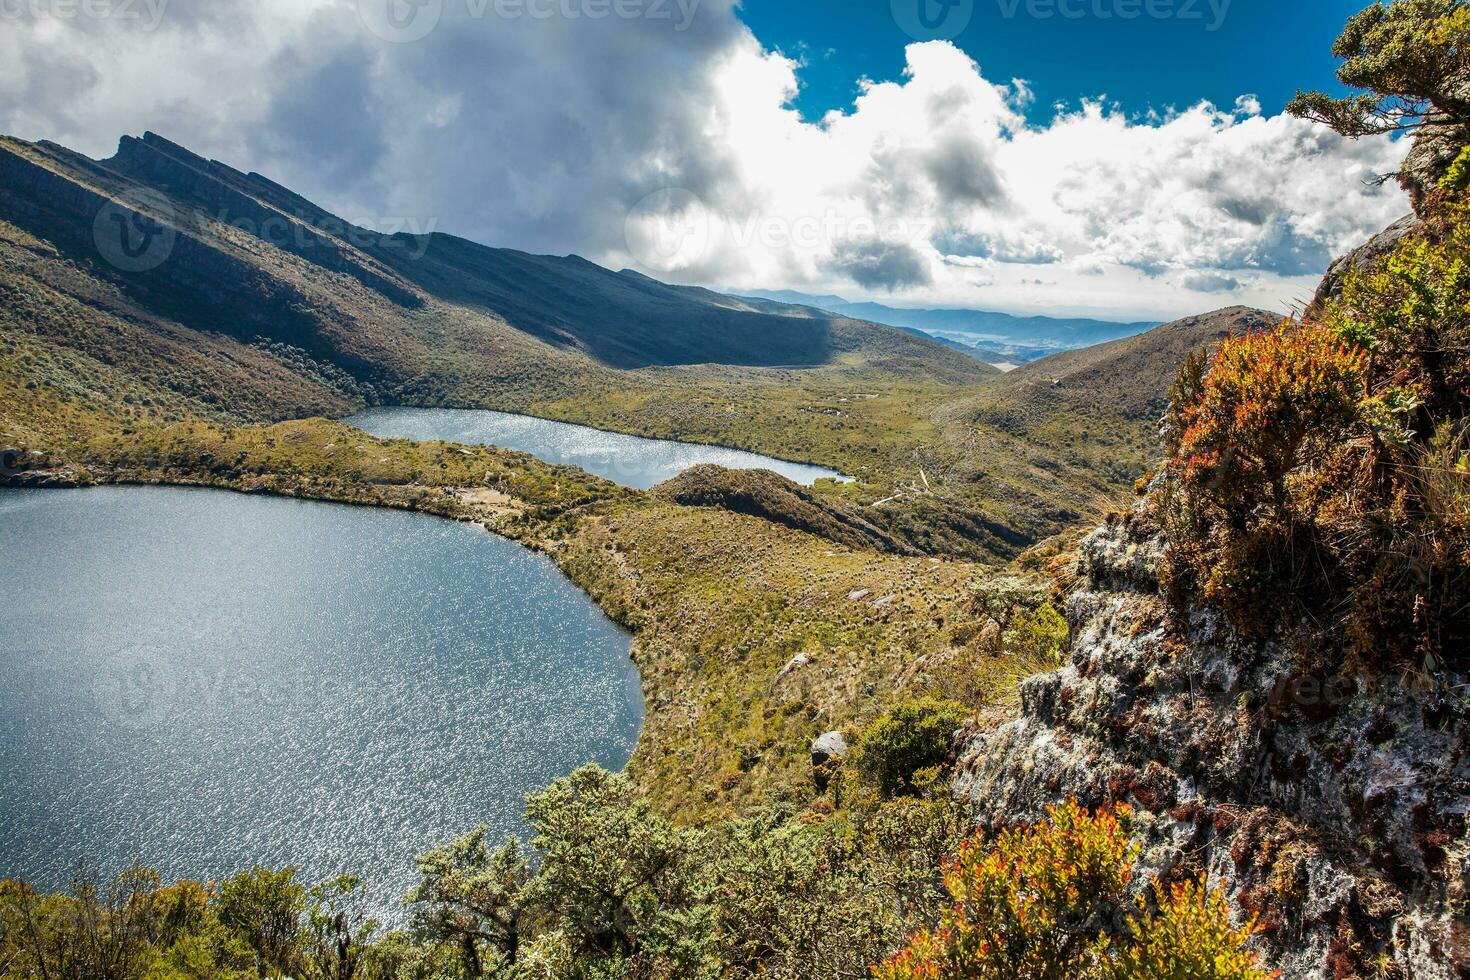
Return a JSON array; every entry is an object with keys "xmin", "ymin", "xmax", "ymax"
[
  {"xmin": 874, "ymin": 802, "xmax": 1269, "ymax": 980},
  {"xmin": 1168, "ymin": 321, "xmax": 1367, "ymax": 525},
  {"xmin": 1163, "ymin": 208, "xmax": 1470, "ymax": 663},
  {"xmin": 1110, "ymin": 880, "xmax": 1269, "ymax": 980},
  {"xmin": 854, "ymin": 697, "xmax": 969, "ymax": 798}
]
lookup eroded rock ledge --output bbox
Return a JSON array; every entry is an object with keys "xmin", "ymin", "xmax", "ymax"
[{"xmin": 953, "ymin": 512, "xmax": 1469, "ymax": 979}]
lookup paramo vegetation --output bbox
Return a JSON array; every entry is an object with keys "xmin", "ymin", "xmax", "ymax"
[
  {"xmin": 6, "ymin": 0, "xmax": 1470, "ymax": 977},
  {"xmin": 1162, "ymin": 184, "xmax": 1470, "ymax": 667},
  {"xmin": 0, "ymin": 776, "xmax": 1264, "ymax": 980}
]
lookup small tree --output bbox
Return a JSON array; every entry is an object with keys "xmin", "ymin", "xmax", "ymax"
[
  {"xmin": 215, "ymin": 867, "xmax": 307, "ymax": 978},
  {"xmin": 524, "ymin": 765, "xmax": 715, "ymax": 976},
  {"xmin": 855, "ymin": 698, "xmax": 970, "ymax": 798},
  {"xmin": 303, "ymin": 875, "xmax": 377, "ymax": 980},
  {"xmin": 1287, "ymin": 0, "xmax": 1470, "ymax": 137},
  {"xmin": 404, "ymin": 826, "xmax": 534, "ymax": 978}
]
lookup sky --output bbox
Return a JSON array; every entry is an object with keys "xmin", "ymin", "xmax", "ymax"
[{"xmin": 0, "ymin": 0, "xmax": 1410, "ymax": 322}]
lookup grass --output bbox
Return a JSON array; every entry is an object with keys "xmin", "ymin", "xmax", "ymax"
[{"xmin": 3, "ymin": 399, "xmax": 1064, "ymax": 819}]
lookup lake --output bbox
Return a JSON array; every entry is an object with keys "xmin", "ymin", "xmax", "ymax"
[
  {"xmin": 345, "ymin": 406, "xmax": 850, "ymax": 490},
  {"xmin": 0, "ymin": 486, "xmax": 641, "ymax": 914}
]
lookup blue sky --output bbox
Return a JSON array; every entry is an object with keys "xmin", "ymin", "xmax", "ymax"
[{"xmin": 737, "ymin": 0, "xmax": 1364, "ymax": 124}]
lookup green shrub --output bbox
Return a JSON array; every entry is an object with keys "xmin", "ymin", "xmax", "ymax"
[{"xmin": 854, "ymin": 697, "xmax": 969, "ymax": 798}]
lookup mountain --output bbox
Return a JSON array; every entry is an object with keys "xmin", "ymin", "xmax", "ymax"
[
  {"xmin": 956, "ymin": 306, "xmax": 1275, "ymax": 435},
  {"xmin": 870, "ymin": 307, "xmax": 1271, "ymax": 551},
  {"xmin": 732, "ymin": 288, "xmax": 1161, "ymax": 363},
  {"xmin": 0, "ymin": 131, "xmax": 988, "ymax": 441}
]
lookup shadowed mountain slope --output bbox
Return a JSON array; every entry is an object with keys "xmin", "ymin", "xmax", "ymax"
[{"xmin": 0, "ymin": 131, "xmax": 986, "ymax": 412}]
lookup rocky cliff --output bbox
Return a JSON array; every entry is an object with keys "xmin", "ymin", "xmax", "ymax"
[{"xmin": 953, "ymin": 506, "xmax": 1469, "ymax": 978}]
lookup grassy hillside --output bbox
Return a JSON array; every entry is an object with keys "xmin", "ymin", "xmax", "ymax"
[{"xmin": 0, "ymin": 130, "xmax": 1254, "ymax": 562}]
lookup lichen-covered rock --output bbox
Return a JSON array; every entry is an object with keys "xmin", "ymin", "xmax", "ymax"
[{"xmin": 953, "ymin": 513, "xmax": 1470, "ymax": 979}]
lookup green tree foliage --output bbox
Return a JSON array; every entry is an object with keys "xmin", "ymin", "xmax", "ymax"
[
  {"xmin": 303, "ymin": 876, "xmax": 378, "ymax": 980},
  {"xmin": 1287, "ymin": 0, "xmax": 1470, "ymax": 137},
  {"xmin": 521, "ymin": 766, "xmax": 715, "ymax": 977},
  {"xmin": 854, "ymin": 697, "xmax": 970, "ymax": 798},
  {"xmin": 404, "ymin": 827, "xmax": 533, "ymax": 978},
  {"xmin": 215, "ymin": 867, "xmax": 308, "ymax": 978}
]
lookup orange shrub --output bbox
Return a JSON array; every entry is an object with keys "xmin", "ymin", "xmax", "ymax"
[
  {"xmin": 874, "ymin": 801, "xmax": 1268, "ymax": 980},
  {"xmin": 1170, "ymin": 321, "xmax": 1367, "ymax": 523}
]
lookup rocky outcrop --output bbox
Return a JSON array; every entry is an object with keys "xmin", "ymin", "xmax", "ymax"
[
  {"xmin": 1311, "ymin": 213, "xmax": 1424, "ymax": 310},
  {"xmin": 1399, "ymin": 113, "xmax": 1470, "ymax": 215},
  {"xmin": 954, "ymin": 511, "xmax": 1469, "ymax": 979}
]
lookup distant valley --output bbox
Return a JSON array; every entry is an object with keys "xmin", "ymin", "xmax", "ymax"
[
  {"xmin": 0, "ymin": 130, "xmax": 1247, "ymax": 561},
  {"xmin": 731, "ymin": 288, "xmax": 1161, "ymax": 366}
]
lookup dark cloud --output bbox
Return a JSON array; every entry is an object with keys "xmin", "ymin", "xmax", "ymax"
[
  {"xmin": 828, "ymin": 239, "xmax": 932, "ymax": 291},
  {"xmin": 924, "ymin": 135, "xmax": 1007, "ymax": 208},
  {"xmin": 1182, "ymin": 271, "xmax": 1244, "ymax": 292}
]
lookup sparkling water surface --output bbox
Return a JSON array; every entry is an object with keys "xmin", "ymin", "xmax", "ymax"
[
  {"xmin": 345, "ymin": 406, "xmax": 850, "ymax": 490},
  {"xmin": 0, "ymin": 486, "xmax": 640, "ymax": 915}
]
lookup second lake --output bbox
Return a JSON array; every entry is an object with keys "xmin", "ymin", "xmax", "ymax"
[{"xmin": 345, "ymin": 407, "xmax": 851, "ymax": 490}]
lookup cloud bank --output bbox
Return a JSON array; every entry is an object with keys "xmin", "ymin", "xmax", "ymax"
[{"xmin": 0, "ymin": 0, "xmax": 1410, "ymax": 319}]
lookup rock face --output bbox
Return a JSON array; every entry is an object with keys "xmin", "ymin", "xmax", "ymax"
[
  {"xmin": 811, "ymin": 731, "xmax": 849, "ymax": 767},
  {"xmin": 953, "ymin": 511, "xmax": 1469, "ymax": 979},
  {"xmin": 1311, "ymin": 213, "xmax": 1424, "ymax": 310},
  {"xmin": 1399, "ymin": 114, "xmax": 1469, "ymax": 214}
]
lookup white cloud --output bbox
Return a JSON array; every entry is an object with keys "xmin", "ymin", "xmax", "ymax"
[{"xmin": 0, "ymin": 1, "xmax": 1410, "ymax": 321}]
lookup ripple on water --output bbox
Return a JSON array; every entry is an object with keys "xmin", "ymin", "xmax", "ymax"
[{"xmin": 0, "ymin": 487, "xmax": 641, "ymax": 917}]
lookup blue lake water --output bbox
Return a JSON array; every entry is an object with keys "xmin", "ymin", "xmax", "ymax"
[
  {"xmin": 0, "ymin": 486, "xmax": 640, "ymax": 914},
  {"xmin": 345, "ymin": 406, "xmax": 850, "ymax": 490}
]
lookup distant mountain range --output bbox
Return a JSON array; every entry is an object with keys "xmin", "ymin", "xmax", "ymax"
[{"xmin": 731, "ymin": 289, "xmax": 1160, "ymax": 365}]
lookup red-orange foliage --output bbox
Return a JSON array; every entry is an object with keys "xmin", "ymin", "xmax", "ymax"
[{"xmin": 1170, "ymin": 321, "xmax": 1368, "ymax": 523}]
